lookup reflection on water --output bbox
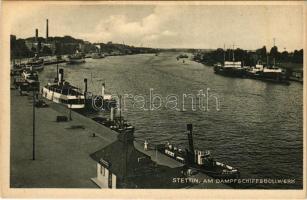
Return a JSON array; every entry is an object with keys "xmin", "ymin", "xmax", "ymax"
[{"xmin": 40, "ymin": 52, "xmax": 303, "ymax": 189}]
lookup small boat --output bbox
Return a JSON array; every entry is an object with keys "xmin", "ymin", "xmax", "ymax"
[
  {"xmin": 67, "ymin": 50, "xmax": 85, "ymax": 64},
  {"xmin": 42, "ymin": 69, "xmax": 85, "ymax": 109},
  {"xmin": 91, "ymin": 52, "xmax": 105, "ymax": 59},
  {"xmin": 177, "ymin": 54, "xmax": 189, "ymax": 59}
]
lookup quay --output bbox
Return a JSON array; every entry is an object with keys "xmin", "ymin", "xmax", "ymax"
[{"xmin": 10, "ymin": 86, "xmax": 230, "ymax": 188}]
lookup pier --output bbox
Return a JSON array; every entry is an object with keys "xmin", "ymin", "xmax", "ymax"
[{"xmin": 10, "ymin": 86, "xmax": 230, "ymax": 188}]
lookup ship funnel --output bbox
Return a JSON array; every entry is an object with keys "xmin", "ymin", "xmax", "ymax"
[
  {"xmin": 58, "ymin": 69, "xmax": 64, "ymax": 84},
  {"xmin": 84, "ymin": 78, "xmax": 88, "ymax": 93},
  {"xmin": 186, "ymin": 124, "xmax": 195, "ymax": 162},
  {"xmin": 110, "ymin": 107, "xmax": 114, "ymax": 121},
  {"xmin": 101, "ymin": 82, "xmax": 105, "ymax": 98}
]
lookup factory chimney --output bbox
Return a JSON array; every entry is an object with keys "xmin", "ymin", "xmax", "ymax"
[
  {"xmin": 35, "ymin": 29, "xmax": 39, "ymax": 54},
  {"xmin": 35, "ymin": 29, "xmax": 38, "ymax": 42},
  {"xmin": 46, "ymin": 19, "xmax": 49, "ymax": 39}
]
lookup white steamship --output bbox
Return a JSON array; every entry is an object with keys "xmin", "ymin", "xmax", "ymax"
[{"xmin": 42, "ymin": 69, "xmax": 85, "ymax": 109}]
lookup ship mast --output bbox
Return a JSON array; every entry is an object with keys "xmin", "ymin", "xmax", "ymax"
[
  {"xmin": 232, "ymin": 44, "xmax": 235, "ymax": 62},
  {"xmin": 223, "ymin": 44, "xmax": 226, "ymax": 63},
  {"xmin": 119, "ymin": 95, "xmax": 122, "ymax": 128},
  {"xmin": 273, "ymin": 38, "xmax": 276, "ymax": 67}
]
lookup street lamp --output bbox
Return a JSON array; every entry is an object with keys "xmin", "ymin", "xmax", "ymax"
[{"xmin": 32, "ymin": 87, "xmax": 36, "ymax": 160}]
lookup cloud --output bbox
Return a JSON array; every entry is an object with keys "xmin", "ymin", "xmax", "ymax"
[{"xmin": 79, "ymin": 6, "xmax": 182, "ymax": 45}]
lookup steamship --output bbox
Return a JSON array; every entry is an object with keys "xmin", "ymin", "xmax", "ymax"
[
  {"xmin": 214, "ymin": 61, "xmax": 246, "ymax": 78},
  {"xmin": 26, "ymin": 55, "xmax": 44, "ymax": 71},
  {"xmin": 81, "ymin": 81, "xmax": 117, "ymax": 114},
  {"xmin": 213, "ymin": 46, "xmax": 246, "ymax": 78},
  {"xmin": 91, "ymin": 52, "xmax": 105, "ymax": 59},
  {"xmin": 246, "ymin": 61, "xmax": 290, "ymax": 85},
  {"xmin": 157, "ymin": 124, "xmax": 240, "ymax": 179},
  {"xmin": 42, "ymin": 69, "xmax": 85, "ymax": 109},
  {"xmin": 67, "ymin": 50, "xmax": 86, "ymax": 64}
]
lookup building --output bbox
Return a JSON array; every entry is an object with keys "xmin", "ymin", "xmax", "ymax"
[
  {"xmin": 24, "ymin": 22, "xmax": 56, "ymax": 54},
  {"xmin": 90, "ymin": 129, "xmax": 189, "ymax": 189}
]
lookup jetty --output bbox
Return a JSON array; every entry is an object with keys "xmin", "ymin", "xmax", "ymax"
[{"xmin": 10, "ymin": 85, "xmax": 230, "ymax": 188}]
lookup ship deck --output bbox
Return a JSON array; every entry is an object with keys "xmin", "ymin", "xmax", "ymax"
[{"xmin": 45, "ymin": 83, "xmax": 83, "ymax": 96}]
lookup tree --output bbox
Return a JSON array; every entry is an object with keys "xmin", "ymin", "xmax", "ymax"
[
  {"xmin": 269, "ymin": 46, "xmax": 278, "ymax": 58},
  {"xmin": 42, "ymin": 46, "xmax": 52, "ymax": 55},
  {"xmin": 256, "ymin": 46, "xmax": 267, "ymax": 62},
  {"xmin": 292, "ymin": 49, "xmax": 303, "ymax": 64},
  {"xmin": 280, "ymin": 51, "xmax": 289, "ymax": 62}
]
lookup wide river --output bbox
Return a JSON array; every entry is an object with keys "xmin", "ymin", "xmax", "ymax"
[{"xmin": 39, "ymin": 52, "xmax": 303, "ymax": 189}]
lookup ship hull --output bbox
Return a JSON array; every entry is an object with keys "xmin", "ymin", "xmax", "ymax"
[
  {"xmin": 157, "ymin": 146, "xmax": 240, "ymax": 179},
  {"xmin": 26, "ymin": 62, "xmax": 44, "ymax": 71},
  {"xmin": 246, "ymin": 71, "xmax": 290, "ymax": 85},
  {"xmin": 214, "ymin": 66, "xmax": 246, "ymax": 78},
  {"xmin": 189, "ymin": 165, "xmax": 240, "ymax": 179},
  {"xmin": 91, "ymin": 53, "xmax": 105, "ymax": 59},
  {"xmin": 28, "ymin": 64, "xmax": 44, "ymax": 71},
  {"xmin": 42, "ymin": 86, "xmax": 85, "ymax": 109},
  {"xmin": 67, "ymin": 58, "xmax": 86, "ymax": 64}
]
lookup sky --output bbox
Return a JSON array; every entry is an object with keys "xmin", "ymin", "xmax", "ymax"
[{"xmin": 10, "ymin": 4, "xmax": 304, "ymax": 51}]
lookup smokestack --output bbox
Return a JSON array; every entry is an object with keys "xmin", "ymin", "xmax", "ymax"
[
  {"xmin": 35, "ymin": 29, "xmax": 38, "ymax": 42},
  {"xmin": 84, "ymin": 78, "xmax": 88, "ymax": 97},
  {"xmin": 187, "ymin": 124, "xmax": 195, "ymax": 161},
  {"xmin": 84, "ymin": 78, "xmax": 88, "ymax": 92},
  {"xmin": 56, "ymin": 64, "xmax": 59, "ymax": 82},
  {"xmin": 46, "ymin": 19, "xmax": 49, "ymax": 39},
  {"xmin": 58, "ymin": 69, "xmax": 64, "ymax": 84},
  {"xmin": 101, "ymin": 82, "xmax": 105, "ymax": 98},
  {"xmin": 110, "ymin": 107, "xmax": 114, "ymax": 121}
]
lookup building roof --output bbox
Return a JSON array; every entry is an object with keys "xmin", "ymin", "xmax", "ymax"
[{"xmin": 90, "ymin": 140, "xmax": 156, "ymax": 179}]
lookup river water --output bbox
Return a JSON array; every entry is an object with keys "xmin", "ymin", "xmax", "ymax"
[{"xmin": 39, "ymin": 52, "xmax": 303, "ymax": 189}]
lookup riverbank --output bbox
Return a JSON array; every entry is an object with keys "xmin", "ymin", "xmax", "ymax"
[{"xmin": 10, "ymin": 87, "xmax": 230, "ymax": 189}]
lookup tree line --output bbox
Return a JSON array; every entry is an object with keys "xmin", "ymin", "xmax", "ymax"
[
  {"xmin": 10, "ymin": 35, "xmax": 157, "ymax": 59},
  {"xmin": 193, "ymin": 46, "xmax": 303, "ymax": 67}
]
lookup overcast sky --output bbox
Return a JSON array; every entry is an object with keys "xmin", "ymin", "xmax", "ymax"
[{"xmin": 10, "ymin": 4, "xmax": 304, "ymax": 51}]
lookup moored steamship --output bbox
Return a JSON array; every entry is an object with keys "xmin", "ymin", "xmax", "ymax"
[
  {"xmin": 213, "ymin": 46, "xmax": 246, "ymax": 78},
  {"xmin": 42, "ymin": 69, "xmax": 85, "ymax": 109},
  {"xmin": 67, "ymin": 50, "xmax": 86, "ymax": 64},
  {"xmin": 26, "ymin": 55, "xmax": 44, "ymax": 71},
  {"xmin": 157, "ymin": 124, "xmax": 240, "ymax": 179}
]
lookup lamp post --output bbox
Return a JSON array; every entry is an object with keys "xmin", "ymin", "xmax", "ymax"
[
  {"xmin": 32, "ymin": 89, "xmax": 36, "ymax": 160},
  {"xmin": 69, "ymin": 104, "xmax": 72, "ymax": 121}
]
